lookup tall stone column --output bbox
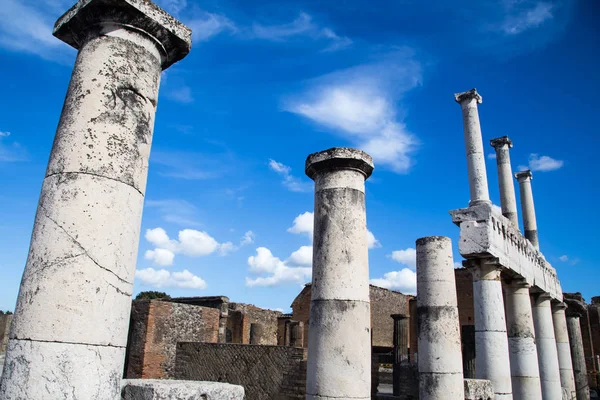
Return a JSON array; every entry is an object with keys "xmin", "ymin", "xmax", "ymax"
[
  {"xmin": 532, "ymin": 293, "xmax": 563, "ymax": 400},
  {"xmin": 305, "ymin": 147, "xmax": 374, "ymax": 400},
  {"xmin": 392, "ymin": 314, "xmax": 409, "ymax": 396},
  {"xmin": 417, "ymin": 237, "xmax": 464, "ymax": 400},
  {"xmin": 565, "ymin": 308, "xmax": 591, "ymax": 400},
  {"xmin": 466, "ymin": 259, "xmax": 513, "ymax": 399},
  {"xmin": 515, "ymin": 170, "xmax": 539, "ymax": 249},
  {"xmin": 0, "ymin": 1, "xmax": 191, "ymax": 398},
  {"xmin": 504, "ymin": 279, "xmax": 543, "ymax": 400},
  {"xmin": 455, "ymin": 88, "xmax": 491, "ymax": 206},
  {"xmin": 490, "ymin": 136, "xmax": 519, "ymax": 227},
  {"xmin": 552, "ymin": 302, "xmax": 577, "ymax": 399}
]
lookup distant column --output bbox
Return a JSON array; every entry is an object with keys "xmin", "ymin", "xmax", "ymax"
[
  {"xmin": 504, "ymin": 279, "xmax": 543, "ymax": 399},
  {"xmin": 0, "ymin": 1, "xmax": 191, "ymax": 398},
  {"xmin": 515, "ymin": 170, "xmax": 539, "ymax": 249},
  {"xmin": 455, "ymin": 88, "xmax": 491, "ymax": 206},
  {"xmin": 467, "ymin": 259, "xmax": 513, "ymax": 399},
  {"xmin": 566, "ymin": 310, "xmax": 591, "ymax": 400},
  {"xmin": 305, "ymin": 147, "xmax": 374, "ymax": 400},
  {"xmin": 417, "ymin": 237, "xmax": 464, "ymax": 400},
  {"xmin": 532, "ymin": 293, "xmax": 563, "ymax": 400},
  {"xmin": 490, "ymin": 136, "xmax": 519, "ymax": 227},
  {"xmin": 392, "ymin": 314, "xmax": 409, "ymax": 397},
  {"xmin": 552, "ymin": 302, "xmax": 576, "ymax": 399}
]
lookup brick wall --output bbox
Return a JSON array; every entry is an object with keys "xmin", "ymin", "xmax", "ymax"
[
  {"xmin": 124, "ymin": 300, "xmax": 220, "ymax": 379},
  {"xmin": 229, "ymin": 303, "xmax": 282, "ymax": 345},
  {"xmin": 175, "ymin": 342, "xmax": 307, "ymax": 400}
]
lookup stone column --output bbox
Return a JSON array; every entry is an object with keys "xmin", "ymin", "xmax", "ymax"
[
  {"xmin": 392, "ymin": 314, "xmax": 409, "ymax": 397},
  {"xmin": 504, "ymin": 279, "xmax": 543, "ymax": 400},
  {"xmin": 552, "ymin": 302, "xmax": 577, "ymax": 399},
  {"xmin": 515, "ymin": 170, "xmax": 539, "ymax": 249},
  {"xmin": 490, "ymin": 136, "xmax": 519, "ymax": 227},
  {"xmin": 532, "ymin": 293, "xmax": 563, "ymax": 400},
  {"xmin": 455, "ymin": 88, "xmax": 491, "ymax": 206},
  {"xmin": 305, "ymin": 147, "xmax": 374, "ymax": 400},
  {"xmin": 466, "ymin": 259, "xmax": 513, "ymax": 399},
  {"xmin": 565, "ymin": 311, "xmax": 590, "ymax": 400},
  {"xmin": 416, "ymin": 236, "xmax": 464, "ymax": 400},
  {"xmin": 0, "ymin": 1, "xmax": 191, "ymax": 398}
]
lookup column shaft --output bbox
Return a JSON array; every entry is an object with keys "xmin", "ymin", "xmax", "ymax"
[
  {"xmin": 491, "ymin": 137, "xmax": 519, "ymax": 227},
  {"xmin": 305, "ymin": 148, "xmax": 374, "ymax": 400},
  {"xmin": 455, "ymin": 89, "xmax": 491, "ymax": 206},
  {"xmin": 515, "ymin": 171, "xmax": 539, "ymax": 249},
  {"xmin": 417, "ymin": 237, "xmax": 464, "ymax": 400},
  {"xmin": 553, "ymin": 305, "xmax": 576, "ymax": 399},
  {"xmin": 470, "ymin": 261, "xmax": 513, "ymax": 399},
  {"xmin": 567, "ymin": 316, "xmax": 590, "ymax": 400},
  {"xmin": 504, "ymin": 280, "xmax": 543, "ymax": 400},
  {"xmin": 532, "ymin": 294, "xmax": 563, "ymax": 400},
  {"xmin": 392, "ymin": 314, "xmax": 409, "ymax": 397},
  {"xmin": 0, "ymin": 2, "xmax": 191, "ymax": 398}
]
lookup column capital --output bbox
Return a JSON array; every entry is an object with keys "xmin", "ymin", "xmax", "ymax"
[
  {"xmin": 464, "ymin": 258, "xmax": 502, "ymax": 280},
  {"xmin": 53, "ymin": 0, "xmax": 192, "ymax": 69},
  {"xmin": 305, "ymin": 147, "xmax": 374, "ymax": 180},
  {"xmin": 504, "ymin": 277, "xmax": 530, "ymax": 290},
  {"xmin": 391, "ymin": 314, "xmax": 409, "ymax": 321},
  {"xmin": 515, "ymin": 170, "xmax": 533, "ymax": 182},
  {"xmin": 490, "ymin": 136, "xmax": 513, "ymax": 149},
  {"xmin": 552, "ymin": 301, "xmax": 568, "ymax": 312},
  {"xmin": 454, "ymin": 88, "xmax": 482, "ymax": 104},
  {"xmin": 532, "ymin": 291, "xmax": 552, "ymax": 305}
]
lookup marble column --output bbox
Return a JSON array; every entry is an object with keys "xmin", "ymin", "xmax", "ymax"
[
  {"xmin": 552, "ymin": 302, "xmax": 577, "ymax": 399},
  {"xmin": 455, "ymin": 88, "xmax": 491, "ymax": 206},
  {"xmin": 417, "ymin": 237, "xmax": 463, "ymax": 400},
  {"xmin": 305, "ymin": 147, "xmax": 374, "ymax": 400},
  {"xmin": 0, "ymin": 1, "xmax": 191, "ymax": 398},
  {"xmin": 532, "ymin": 293, "xmax": 563, "ymax": 400},
  {"xmin": 504, "ymin": 279, "xmax": 543, "ymax": 400},
  {"xmin": 566, "ymin": 312, "xmax": 590, "ymax": 400},
  {"xmin": 392, "ymin": 314, "xmax": 409, "ymax": 397},
  {"xmin": 467, "ymin": 259, "xmax": 513, "ymax": 399},
  {"xmin": 515, "ymin": 170, "xmax": 539, "ymax": 250},
  {"xmin": 490, "ymin": 136, "xmax": 519, "ymax": 227}
]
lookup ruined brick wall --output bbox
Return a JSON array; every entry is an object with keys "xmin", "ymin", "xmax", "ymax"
[
  {"xmin": 229, "ymin": 303, "xmax": 282, "ymax": 345},
  {"xmin": 0, "ymin": 314, "xmax": 12, "ymax": 353},
  {"xmin": 227, "ymin": 310, "xmax": 250, "ymax": 344},
  {"xmin": 581, "ymin": 308, "xmax": 596, "ymax": 374},
  {"xmin": 455, "ymin": 268, "xmax": 474, "ymax": 327},
  {"xmin": 291, "ymin": 284, "xmax": 411, "ymax": 349},
  {"xmin": 588, "ymin": 301, "xmax": 600, "ymax": 372},
  {"xmin": 174, "ymin": 342, "xmax": 307, "ymax": 400},
  {"xmin": 124, "ymin": 300, "xmax": 220, "ymax": 379}
]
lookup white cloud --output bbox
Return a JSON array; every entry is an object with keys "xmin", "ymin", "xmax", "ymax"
[
  {"xmin": 156, "ymin": 0, "xmax": 187, "ymax": 16},
  {"xmin": 288, "ymin": 212, "xmax": 314, "ymax": 238},
  {"xmin": 367, "ymin": 231, "xmax": 381, "ymax": 249},
  {"xmin": 501, "ymin": 2, "xmax": 554, "ymax": 35},
  {"xmin": 287, "ymin": 245, "xmax": 313, "ymax": 267},
  {"xmin": 251, "ymin": 12, "xmax": 351, "ymax": 51},
  {"xmin": 389, "ymin": 248, "xmax": 416, "ymax": 269},
  {"xmin": 144, "ymin": 248, "xmax": 176, "ymax": 267},
  {"xmin": 488, "ymin": 153, "xmax": 497, "ymax": 159},
  {"xmin": 559, "ymin": 255, "xmax": 569, "ymax": 262},
  {"xmin": 246, "ymin": 247, "xmax": 312, "ymax": 287},
  {"xmin": 285, "ymin": 50, "xmax": 421, "ymax": 173},
  {"xmin": 525, "ymin": 153, "xmax": 564, "ymax": 172},
  {"xmin": 0, "ymin": 131, "xmax": 27, "ymax": 162},
  {"xmin": 166, "ymin": 86, "xmax": 194, "ymax": 104},
  {"xmin": 370, "ymin": 269, "xmax": 417, "ymax": 295},
  {"xmin": 187, "ymin": 12, "xmax": 237, "ymax": 42},
  {"xmin": 269, "ymin": 159, "xmax": 312, "ymax": 192},
  {"xmin": 240, "ymin": 231, "xmax": 255, "ymax": 246},
  {"xmin": 218, "ymin": 242, "xmax": 236, "ymax": 255},
  {"xmin": 145, "ymin": 199, "xmax": 201, "ymax": 227},
  {"xmin": 136, "ymin": 268, "xmax": 207, "ymax": 290},
  {"xmin": 0, "ymin": 132, "xmax": 9, "ymax": 137}
]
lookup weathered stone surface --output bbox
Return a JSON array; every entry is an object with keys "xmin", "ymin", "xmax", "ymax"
[
  {"xmin": 515, "ymin": 170, "xmax": 539, "ymax": 250},
  {"xmin": 553, "ymin": 303, "xmax": 577, "ymax": 400},
  {"xmin": 490, "ymin": 136, "xmax": 519, "ymax": 227},
  {"xmin": 451, "ymin": 202, "xmax": 562, "ymax": 300},
  {"xmin": 305, "ymin": 147, "xmax": 373, "ymax": 400},
  {"xmin": 121, "ymin": 379, "xmax": 244, "ymax": 400},
  {"xmin": 532, "ymin": 293, "xmax": 563, "ymax": 400},
  {"xmin": 416, "ymin": 236, "xmax": 464, "ymax": 400},
  {"xmin": 464, "ymin": 379, "xmax": 495, "ymax": 400},
  {"xmin": 564, "ymin": 296, "xmax": 591, "ymax": 400}
]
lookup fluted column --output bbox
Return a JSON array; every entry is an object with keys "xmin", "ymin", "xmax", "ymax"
[
  {"xmin": 467, "ymin": 259, "xmax": 513, "ymax": 399},
  {"xmin": 504, "ymin": 279, "xmax": 542, "ymax": 400},
  {"xmin": 566, "ymin": 311, "xmax": 590, "ymax": 400},
  {"xmin": 515, "ymin": 170, "xmax": 539, "ymax": 250},
  {"xmin": 532, "ymin": 293, "xmax": 563, "ymax": 399},
  {"xmin": 490, "ymin": 136, "xmax": 519, "ymax": 227},
  {"xmin": 0, "ymin": 1, "xmax": 191, "ymax": 398},
  {"xmin": 455, "ymin": 88, "xmax": 491, "ymax": 206},
  {"xmin": 305, "ymin": 147, "xmax": 374, "ymax": 400},
  {"xmin": 552, "ymin": 302, "xmax": 577, "ymax": 399},
  {"xmin": 417, "ymin": 237, "xmax": 464, "ymax": 400}
]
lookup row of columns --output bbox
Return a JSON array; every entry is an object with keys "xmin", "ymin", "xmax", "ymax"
[{"xmin": 455, "ymin": 88, "xmax": 589, "ymax": 400}]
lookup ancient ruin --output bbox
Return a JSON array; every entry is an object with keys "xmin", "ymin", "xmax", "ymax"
[{"xmin": 0, "ymin": 0, "xmax": 598, "ymax": 399}]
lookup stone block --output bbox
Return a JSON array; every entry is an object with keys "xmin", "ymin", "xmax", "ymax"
[
  {"xmin": 121, "ymin": 379, "xmax": 244, "ymax": 400},
  {"xmin": 464, "ymin": 379, "xmax": 495, "ymax": 400}
]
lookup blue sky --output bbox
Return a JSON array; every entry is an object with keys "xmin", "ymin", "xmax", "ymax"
[{"xmin": 1, "ymin": 0, "xmax": 599, "ymax": 312}]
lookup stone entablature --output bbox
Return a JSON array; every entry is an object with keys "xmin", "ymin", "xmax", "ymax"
[{"xmin": 451, "ymin": 202, "xmax": 562, "ymax": 300}]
